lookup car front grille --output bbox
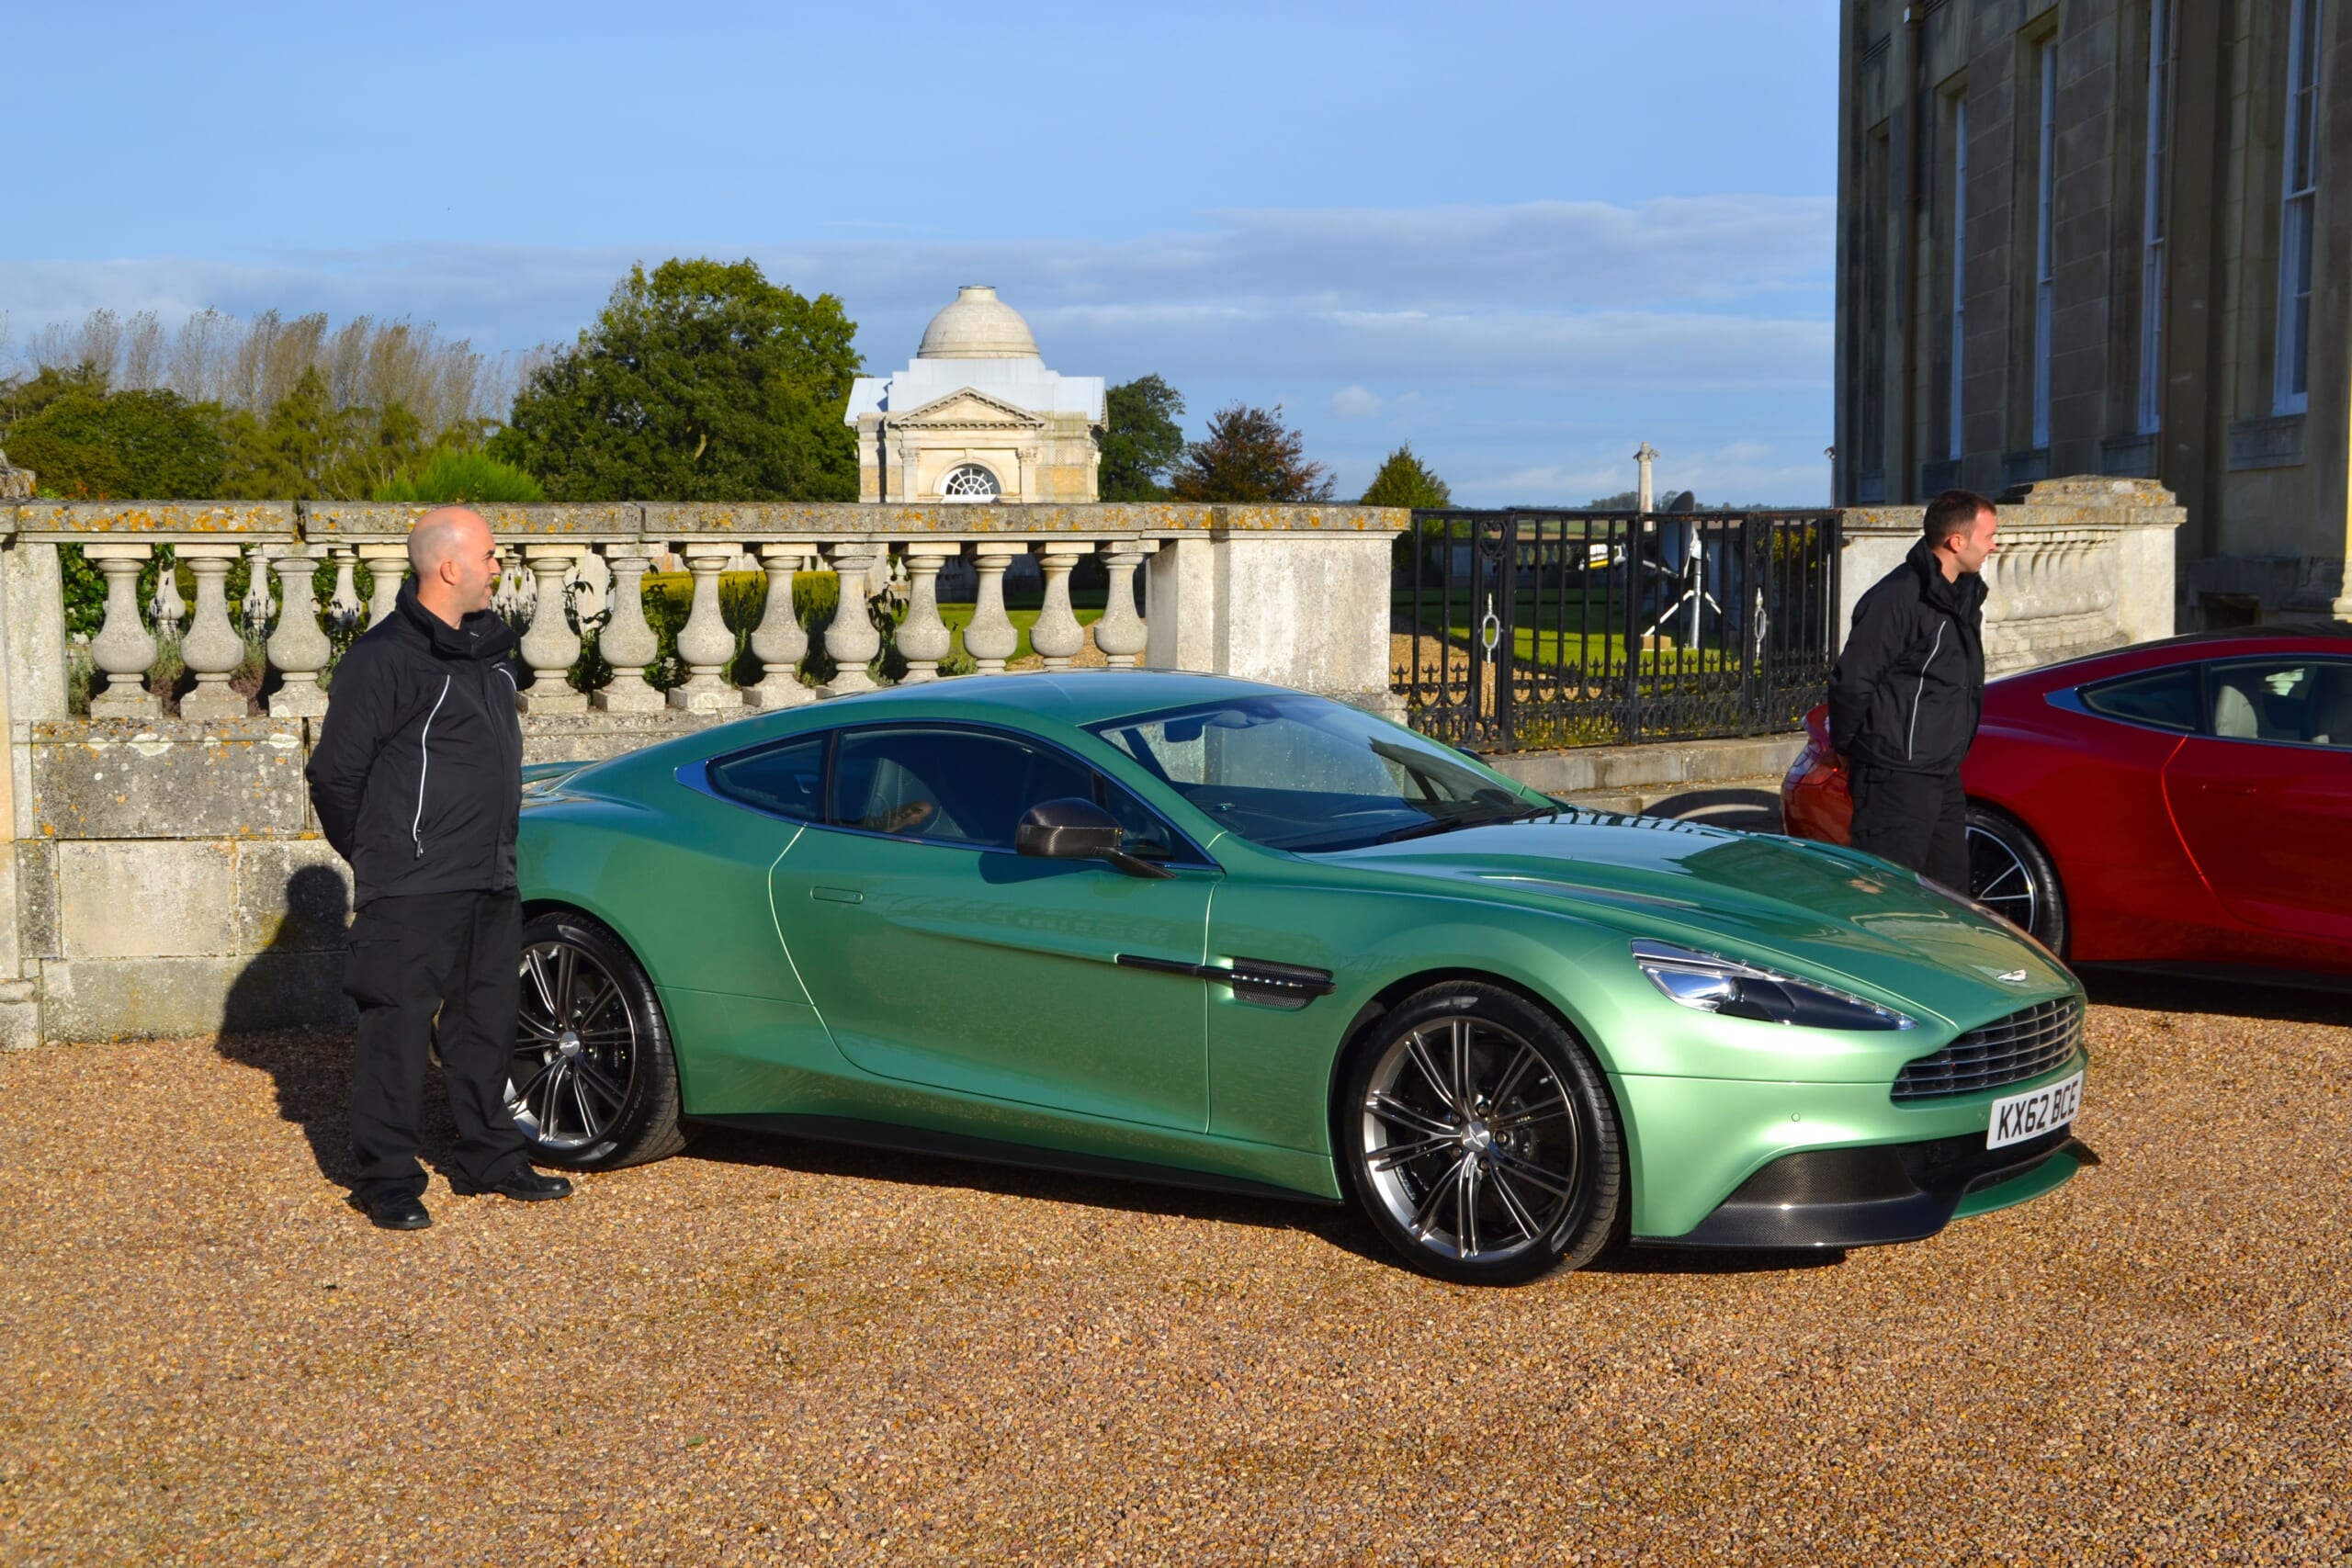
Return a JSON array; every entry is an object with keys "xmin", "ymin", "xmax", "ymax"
[{"xmin": 1892, "ymin": 998, "xmax": 2084, "ymax": 1101}]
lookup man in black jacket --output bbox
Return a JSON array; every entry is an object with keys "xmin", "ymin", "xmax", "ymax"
[
  {"xmin": 307, "ymin": 506, "xmax": 571, "ymax": 1230},
  {"xmin": 1826, "ymin": 489, "xmax": 1999, "ymax": 891}
]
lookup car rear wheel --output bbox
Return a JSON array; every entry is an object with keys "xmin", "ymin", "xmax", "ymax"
[
  {"xmin": 1966, "ymin": 807, "xmax": 2068, "ymax": 955},
  {"xmin": 508, "ymin": 911, "xmax": 691, "ymax": 1170},
  {"xmin": 1340, "ymin": 984, "xmax": 1623, "ymax": 1286}
]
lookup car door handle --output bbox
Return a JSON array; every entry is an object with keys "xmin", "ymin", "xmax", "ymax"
[{"xmin": 810, "ymin": 886, "xmax": 865, "ymax": 905}]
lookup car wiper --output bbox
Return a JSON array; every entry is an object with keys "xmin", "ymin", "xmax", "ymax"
[{"xmin": 1373, "ymin": 804, "xmax": 1555, "ymax": 844}]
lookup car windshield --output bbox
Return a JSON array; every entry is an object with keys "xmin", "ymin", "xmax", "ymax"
[{"xmin": 1087, "ymin": 694, "xmax": 1544, "ymax": 852}]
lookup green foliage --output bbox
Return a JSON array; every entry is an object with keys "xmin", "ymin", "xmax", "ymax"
[
  {"xmin": 217, "ymin": 367, "xmax": 442, "ymax": 501},
  {"xmin": 492, "ymin": 258, "xmax": 861, "ymax": 502},
  {"xmin": 1099, "ymin": 374, "xmax": 1186, "ymax": 501},
  {"xmin": 0, "ymin": 370, "xmax": 228, "ymax": 500},
  {"xmin": 1168, "ymin": 403, "xmax": 1335, "ymax": 502},
  {"xmin": 1359, "ymin": 443, "xmax": 1453, "ymax": 510},
  {"xmin": 1586, "ymin": 489, "xmax": 1640, "ymax": 510},
  {"xmin": 373, "ymin": 446, "xmax": 548, "ymax": 503}
]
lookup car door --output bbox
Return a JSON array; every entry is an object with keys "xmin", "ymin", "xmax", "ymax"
[
  {"xmin": 2162, "ymin": 656, "xmax": 2352, "ymax": 944},
  {"xmin": 768, "ymin": 722, "xmax": 1218, "ymax": 1132}
]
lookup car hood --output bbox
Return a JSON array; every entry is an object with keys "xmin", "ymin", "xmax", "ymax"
[{"xmin": 1319, "ymin": 816, "xmax": 2074, "ymax": 1029}]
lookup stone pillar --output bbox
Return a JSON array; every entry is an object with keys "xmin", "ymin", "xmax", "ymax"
[
  {"xmin": 747, "ymin": 543, "xmax": 815, "ymax": 709},
  {"xmin": 360, "ymin": 543, "xmax": 407, "ymax": 628},
  {"xmin": 265, "ymin": 547, "xmax": 332, "ymax": 718},
  {"xmin": 896, "ymin": 544, "xmax": 958, "ymax": 682},
  {"xmin": 668, "ymin": 546, "xmax": 741, "ymax": 711},
  {"xmin": 593, "ymin": 547, "xmax": 663, "ymax": 713},
  {"xmin": 964, "ymin": 543, "xmax": 1024, "ymax": 674},
  {"xmin": 1032, "ymin": 545, "xmax": 1086, "ymax": 669},
  {"xmin": 516, "ymin": 546, "xmax": 588, "ymax": 713},
  {"xmin": 1094, "ymin": 539, "xmax": 1150, "ymax": 667},
  {"xmin": 1634, "ymin": 442, "xmax": 1658, "ymax": 513},
  {"xmin": 85, "ymin": 544, "xmax": 159, "ymax": 717},
  {"xmin": 177, "ymin": 545, "xmax": 249, "ymax": 720},
  {"xmin": 818, "ymin": 542, "xmax": 885, "ymax": 698}
]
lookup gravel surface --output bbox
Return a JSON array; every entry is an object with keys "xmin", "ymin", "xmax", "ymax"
[{"xmin": 3, "ymin": 981, "xmax": 2347, "ymax": 1565}]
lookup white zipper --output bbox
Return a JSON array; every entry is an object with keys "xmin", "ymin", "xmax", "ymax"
[
  {"xmin": 412, "ymin": 677, "xmax": 451, "ymax": 860},
  {"xmin": 1909, "ymin": 620, "xmax": 1947, "ymax": 761}
]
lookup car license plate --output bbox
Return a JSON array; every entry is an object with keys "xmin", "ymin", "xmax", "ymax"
[{"xmin": 1985, "ymin": 1070, "xmax": 2083, "ymax": 1150}]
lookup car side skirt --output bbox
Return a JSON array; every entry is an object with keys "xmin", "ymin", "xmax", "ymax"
[{"xmin": 695, "ymin": 1113, "xmax": 1344, "ymax": 1208}]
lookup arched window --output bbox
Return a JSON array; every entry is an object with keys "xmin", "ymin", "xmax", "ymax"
[{"xmin": 939, "ymin": 463, "xmax": 1001, "ymax": 502}]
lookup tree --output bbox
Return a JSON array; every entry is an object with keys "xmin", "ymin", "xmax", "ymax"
[
  {"xmin": 374, "ymin": 446, "xmax": 546, "ymax": 503},
  {"xmin": 1167, "ymin": 402, "xmax": 1334, "ymax": 502},
  {"xmin": 0, "ymin": 370, "xmax": 229, "ymax": 500},
  {"xmin": 491, "ymin": 258, "xmax": 861, "ymax": 502},
  {"xmin": 1098, "ymin": 373, "xmax": 1185, "ymax": 501},
  {"xmin": 1358, "ymin": 443, "xmax": 1453, "ymax": 509}
]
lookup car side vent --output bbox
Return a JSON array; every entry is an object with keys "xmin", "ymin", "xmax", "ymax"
[{"xmin": 1892, "ymin": 998, "xmax": 2084, "ymax": 1101}]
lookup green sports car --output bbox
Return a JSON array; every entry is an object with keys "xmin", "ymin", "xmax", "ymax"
[{"xmin": 510, "ymin": 671, "xmax": 2091, "ymax": 1285}]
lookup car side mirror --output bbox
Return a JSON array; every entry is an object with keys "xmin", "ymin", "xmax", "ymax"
[{"xmin": 1015, "ymin": 797, "xmax": 1175, "ymax": 879}]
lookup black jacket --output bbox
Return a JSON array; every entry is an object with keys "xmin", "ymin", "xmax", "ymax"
[
  {"xmin": 1827, "ymin": 539, "xmax": 1989, "ymax": 775},
  {"xmin": 306, "ymin": 581, "xmax": 524, "ymax": 908}
]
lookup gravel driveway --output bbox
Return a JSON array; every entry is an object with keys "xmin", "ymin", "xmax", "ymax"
[{"xmin": 3, "ymin": 981, "xmax": 2346, "ymax": 1565}]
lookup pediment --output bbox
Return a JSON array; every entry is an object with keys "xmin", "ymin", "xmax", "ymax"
[{"xmin": 890, "ymin": 388, "xmax": 1046, "ymax": 429}]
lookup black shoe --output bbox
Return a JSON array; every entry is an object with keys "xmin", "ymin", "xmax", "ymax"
[
  {"xmin": 352, "ymin": 1192, "xmax": 432, "ymax": 1231},
  {"xmin": 454, "ymin": 1166, "xmax": 573, "ymax": 1201}
]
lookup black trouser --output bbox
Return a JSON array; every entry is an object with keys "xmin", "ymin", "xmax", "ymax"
[
  {"xmin": 345, "ymin": 889, "xmax": 528, "ymax": 1204},
  {"xmin": 1849, "ymin": 762, "xmax": 1970, "ymax": 892}
]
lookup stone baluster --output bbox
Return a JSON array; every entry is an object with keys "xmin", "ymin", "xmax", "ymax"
[
  {"xmin": 324, "ymin": 544, "xmax": 364, "ymax": 636},
  {"xmin": 1094, "ymin": 539, "xmax": 1150, "ymax": 668},
  {"xmin": 896, "ymin": 544, "xmax": 958, "ymax": 682},
  {"xmin": 150, "ymin": 548, "xmax": 187, "ymax": 641},
  {"xmin": 360, "ymin": 543, "xmax": 407, "ymax": 627},
  {"xmin": 516, "ymin": 546, "xmax": 587, "ymax": 712},
  {"xmin": 669, "ymin": 545, "xmax": 741, "ymax": 710},
  {"xmin": 818, "ymin": 542, "xmax": 886, "ymax": 697},
  {"xmin": 177, "ymin": 544, "xmax": 250, "ymax": 720},
  {"xmin": 593, "ymin": 547, "xmax": 663, "ymax": 713},
  {"xmin": 266, "ymin": 547, "xmax": 333, "ymax": 717},
  {"xmin": 747, "ymin": 543, "xmax": 815, "ymax": 708},
  {"xmin": 240, "ymin": 546, "xmax": 276, "ymax": 642},
  {"xmin": 964, "ymin": 543, "xmax": 1024, "ymax": 675},
  {"xmin": 85, "ymin": 543, "xmax": 159, "ymax": 716},
  {"xmin": 1031, "ymin": 545, "xmax": 1087, "ymax": 670}
]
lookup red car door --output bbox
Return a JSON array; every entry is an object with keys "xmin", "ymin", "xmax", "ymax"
[{"xmin": 2162, "ymin": 657, "xmax": 2352, "ymax": 949}]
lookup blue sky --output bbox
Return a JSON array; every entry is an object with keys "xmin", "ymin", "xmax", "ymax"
[{"xmin": 3, "ymin": 1, "xmax": 1838, "ymax": 504}]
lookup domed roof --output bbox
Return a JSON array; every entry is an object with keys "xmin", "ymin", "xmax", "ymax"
[{"xmin": 917, "ymin": 286, "xmax": 1040, "ymax": 360}]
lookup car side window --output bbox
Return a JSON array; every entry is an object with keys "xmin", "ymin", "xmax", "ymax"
[
  {"xmin": 830, "ymin": 728, "xmax": 1097, "ymax": 849},
  {"xmin": 2080, "ymin": 667, "xmax": 2200, "ymax": 732},
  {"xmin": 1097, "ymin": 776, "xmax": 1183, "ymax": 862},
  {"xmin": 2203, "ymin": 659, "xmax": 2352, "ymax": 748},
  {"xmin": 706, "ymin": 735, "xmax": 828, "ymax": 819}
]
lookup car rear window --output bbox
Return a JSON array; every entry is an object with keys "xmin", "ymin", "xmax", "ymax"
[
  {"xmin": 2080, "ymin": 667, "xmax": 2199, "ymax": 731},
  {"xmin": 707, "ymin": 735, "xmax": 828, "ymax": 820}
]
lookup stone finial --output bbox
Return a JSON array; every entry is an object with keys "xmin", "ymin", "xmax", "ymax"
[{"xmin": 0, "ymin": 446, "xmax": 33, "ymax": 500}]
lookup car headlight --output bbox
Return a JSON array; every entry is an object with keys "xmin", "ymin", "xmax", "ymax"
[{"xmin": 1631, "ymin": 940, "xmax": 1916, "ymax": 1032}]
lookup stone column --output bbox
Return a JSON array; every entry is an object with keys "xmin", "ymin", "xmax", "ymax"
[
  {"xmin": 964, "ymin": 543, "xmax": 1024, "ymax": 674},
  {"xmin": 516, "ymin": 546, "xmax": 588, "ymax": 713},
  {"xmin": 668, "ymin": 546, "xmax": 741, "ymax": 711},
  {"xmin": 896, "ymin": 544, "xmax": 958, "ymax": 682},
  {"xmin": 818, "ymin": 542, "xmax": 885, "ymax": 697},
  {"xmin": 1032, "ymin": 545, "xmax": 1086, "ymax": 669},
  {"xmin": 1094, "ymin": 539, "xmax": 1150, "ymax": 668},
  {"xmin": 177, "ymin": 545, "xmax": 249, "ymax": 720},
  {"xmin": 360, "ymin": 543, "xmax": 407, "ymax": 627},
  {"xmin": 85, "ymin": 544, "xmax": 159, "ymax": 717},
  {"xmin": 746, "ymin": 543, "xmax": 815, "ymax": 709},
  {"xmin": 266, "ymin": 547, "xmax": 332, "ymax": 718},
  {"xmin": 593, "ymin": 547, "xmax": 663, "ymax": 713},
  {"xmin": 1634, "ymin": 442, "xmax": 1658, "ymax": 513}
]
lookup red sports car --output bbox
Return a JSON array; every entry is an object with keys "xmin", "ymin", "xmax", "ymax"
[{"xmin": 1782, "ymin": 629, "xmax": 2352, "ymax": 982}]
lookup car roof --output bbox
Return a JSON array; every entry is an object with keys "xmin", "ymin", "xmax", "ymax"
[
  {"xmin": 1997, "ymin": 625, "xmax": 2352, "ymax": 687},
  {"xmin": 775, "ymin": 668, "xmax": 1301, "ymax": 728}
]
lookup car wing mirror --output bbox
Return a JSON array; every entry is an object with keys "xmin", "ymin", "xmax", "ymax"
[{"xmin": 1015, "ymin": 797, "xmax": 1175, "ymax": 879}]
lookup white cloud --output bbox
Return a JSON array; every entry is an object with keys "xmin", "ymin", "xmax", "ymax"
[{"xmin": 1331, "ymin": 384, "xmax": 1386, "ymax": 419}]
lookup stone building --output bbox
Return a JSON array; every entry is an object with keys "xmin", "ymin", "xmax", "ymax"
[
  {"xmin": 1834, "ymin": 0, "xmax": 2349, "ymax": 626},
  {"xmin": 844, "ymin": 286, "xmax": 1105, "ymax": 503}
]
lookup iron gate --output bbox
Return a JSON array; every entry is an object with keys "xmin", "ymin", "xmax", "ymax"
[{"xmin": 1391, "ymin": 508, "xmax": 1842, "ymax": 751}]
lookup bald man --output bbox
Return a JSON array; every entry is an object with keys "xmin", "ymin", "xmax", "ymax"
[{"xmin": 306, "ymin": 507, "xmax": 571, "ymax": 1230}]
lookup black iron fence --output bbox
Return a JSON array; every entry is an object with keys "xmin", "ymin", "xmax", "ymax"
[{"xmin": 1391, "ymin": 508, "xmax": 1842, "ymax": 751}]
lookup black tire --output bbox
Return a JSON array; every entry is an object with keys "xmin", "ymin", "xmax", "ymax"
[
  {"xmin": 1965, "ymin": 806, "xmax": 2068, "ymax": 956},
  {"xmin": 509, "ymin": 910, "xmax": 691, "ymax": 1170},
  {"xmin": 1338, "ymin": 983, "xmax": 1623, "ymax": 1286}
]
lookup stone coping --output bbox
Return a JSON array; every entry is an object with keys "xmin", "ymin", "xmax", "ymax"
[
  {"xmin": 1843, "ymin": 476, "xmax": 2186, "ymax": 537},
  {"xmin": 6, "ymin": 500, "xmax": 1411, "ymax": 540}
]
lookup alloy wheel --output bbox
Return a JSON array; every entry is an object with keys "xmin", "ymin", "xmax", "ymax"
[
  {"xmin": 1357, "ymin": 1015, "xmax": 1582, "ymax": 1266},
  {"xmin": 1967, "ymin": 824, "xmax": 2041, "ymax": 935},
  {"xmin": 509, "ymin": 938, "xmax": 639, "ymax": 1151}
]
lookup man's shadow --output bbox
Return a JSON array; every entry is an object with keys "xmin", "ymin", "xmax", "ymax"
[{"xmin": 213, "ymin": 863, "xmax": 460, "ymax": 1191}]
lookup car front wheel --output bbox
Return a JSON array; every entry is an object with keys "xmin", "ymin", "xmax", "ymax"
[
  {"xmin": 1966, "ymin": 807, "xmax": 2068, "ymax": 955},
  {"xmin": 1340, "ymin": 984, "xmax": 1623, "ymax": 1286},
  {"xmin": 508, "ymin": 911, "xmax": 691, "ymax": 1170}
]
